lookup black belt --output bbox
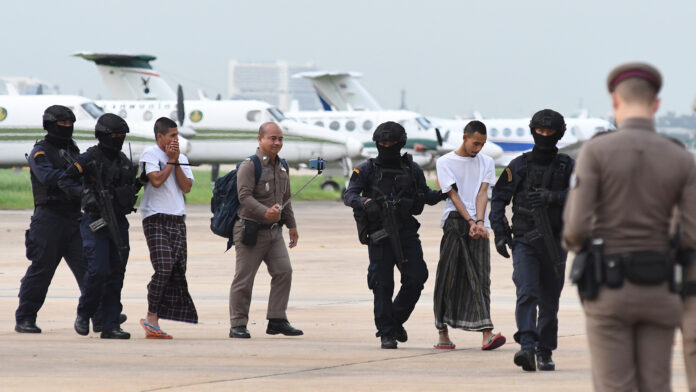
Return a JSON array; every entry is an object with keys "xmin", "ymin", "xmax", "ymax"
[
  {"xmin": 238, "ymin": 218, "xmax": 282, "ymax": 230},
  {"xmin": 604, "ymin": 251, "xmax": 671, "ymax": 287}
]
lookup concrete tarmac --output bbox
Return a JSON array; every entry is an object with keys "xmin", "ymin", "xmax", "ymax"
[{"xmin": 0, "ymin": 202, "xmax": 689, "ymax": 391}]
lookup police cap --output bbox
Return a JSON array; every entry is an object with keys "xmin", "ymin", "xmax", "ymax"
[
  {"xmin": 607, "ymin": 62, "xmax": 662, "ymax": 93},
  {"xmin": 42, "ymin": 105, "xmax": 75, "ymax": 129},
  {"xmin": 95, "ymin": 113, "xmax": 129, "ymax": 136},
  {"xmin": 372, "ymin": 121, "xmax": 407, "ymax": 145}
]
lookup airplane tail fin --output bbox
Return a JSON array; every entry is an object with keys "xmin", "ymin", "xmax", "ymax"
[
  {"xmin": 293, "ymin": 71, "xmax": 382, "ymax": 111},
  {"xmin": 73, "ymin": 52, "xmax": 176, "ymax": 100}
]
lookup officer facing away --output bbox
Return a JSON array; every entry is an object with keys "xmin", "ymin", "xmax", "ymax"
[
  {"xmin": 563, "ymin": 63, "xmax": 696, "ymax": 391},
  {"xmin": 14, "ymin": 105, "xmax": 86, "ymax": 333},
  {"xmin": 60, "ymin": 113, "xmax": 141, "ymax": 339},
  {"xmin": 490, "ymin": 109, "xmax": 575, "ymax": 371},
  {"xmin": 343, "ymin": 121, "xmax": 446, "ymax": 349}
]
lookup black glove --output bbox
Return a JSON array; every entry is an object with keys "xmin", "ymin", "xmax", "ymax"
[
  {"xmin": 439, "ymin": 190, "xmax": 448, "ymax": 201},
  {"xmin": 528, "ymin": 189, "xmax": 559, "ymax": 208},
  {"xmin": 81, "ymin": 188, "xmax": 99, "ymax": 215},
  {"xmin": 364, "ymin": 199, "xmax": 381, "ymax": 221},
  {"xmin": 494, "ymin": 235, "xmax": 510, "ymax": 258}
]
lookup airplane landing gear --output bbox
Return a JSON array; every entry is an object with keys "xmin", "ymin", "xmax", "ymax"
[{"xmin": 320, "ymin": 180, "xmax": 340, "ymax": 192}]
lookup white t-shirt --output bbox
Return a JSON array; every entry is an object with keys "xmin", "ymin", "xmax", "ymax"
[
  {"xmin": 436, "ymin": 151, "xmax": 496, "ymax": 228},
  {"xmin": 139, "ymin": 145, "xmax": 195, "ymax": 219}
]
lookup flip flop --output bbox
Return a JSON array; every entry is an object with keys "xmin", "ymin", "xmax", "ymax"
[
  {"xmin": 433, "ymin": 341, "xmax": 456, "ymax": 350},
  {"xmin": 481, "ymin": 332, "xmax": 506, "ymax": 351},
  {"xmin": 139, "ymin": 319, "xmax": 173, "ymax": 339}
]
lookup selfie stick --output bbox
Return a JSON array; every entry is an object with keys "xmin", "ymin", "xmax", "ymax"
[{"xmin": 280, "ymin": 158, "xmax": 324, "ymax": 210}]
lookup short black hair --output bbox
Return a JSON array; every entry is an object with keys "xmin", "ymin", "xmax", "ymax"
[
  {"xmin": 154, "ymin": 117, "xmax": 178, "ymax": 137},
  {"xmin": 464, "ymin": 120, "xmax": 486, "ymax": 136}
]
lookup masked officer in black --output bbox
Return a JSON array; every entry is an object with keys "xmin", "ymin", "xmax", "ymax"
[
  {"xmin": 343, "ymin": 121, "xmax": 446, "ymax": 349},
  {"xmin": 14, "ymin": 105, "xmax": 87, "ymax": 333},
  {"xmin": 60, "ymin": 113, "xmax": 140, "ymax": 339},
  {"xmin": 489, "ymin": 109, "xmax": 574, "ymax": 371}
]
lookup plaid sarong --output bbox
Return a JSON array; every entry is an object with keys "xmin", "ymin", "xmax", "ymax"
[
  {"xmin": 143, "ymin": 213, "xmax": 198, "ymax": 323},
  {"xmin": 433, "ymin": 212, "xmax": 493, "ymax": 331}
]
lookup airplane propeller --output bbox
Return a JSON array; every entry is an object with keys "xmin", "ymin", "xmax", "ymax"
[
  {"xmin": 177, "ymin": 84, "xmax": 185, "ymax": 127},
  {"xmin": 435, "ymin": 128, "xmax": 443, "ymax": 146}
]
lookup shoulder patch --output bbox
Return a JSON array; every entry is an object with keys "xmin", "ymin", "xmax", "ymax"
[
  {"xmin": 353, "ymin": 168, "xmax": 360, "ymax": 174},
  {"xmin": 33, "ymin": 151, "xmax": 46, "ymax": 159},
  {"xmin": 505, "ymin": 167, "xmax": 513, "ymax": 182}
]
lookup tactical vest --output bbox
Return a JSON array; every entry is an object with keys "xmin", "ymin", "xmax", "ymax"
[
  {"xmin": 511, "ymin": 152, "xmax": 571, "ymax": 235},
  {"xmin": 86, "ymin": 146, "xmax": 138, "ymax": 216},
  {"xmin": 363, "ymin": 155, "xmax": 424, "ymax": 226},
  {"xmin": 30, "ymin": 139, "xmax": 80, "ymax": 208}
]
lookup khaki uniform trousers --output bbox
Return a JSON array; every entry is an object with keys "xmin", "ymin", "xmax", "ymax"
[
  {"xmin": 583, "ymin": 282, "xmax": 682, "ymax": 392},
  {"xmin": 229, "ymin": 224, "xmax": 292, "ymax": 327},
  {"xmin": 684, "ymin": 293, "xmax": 696, "ymax": 392}
]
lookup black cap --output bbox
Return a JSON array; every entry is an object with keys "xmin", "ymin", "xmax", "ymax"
[
  {"xmin": 607, "ymin": 62, "xmax": 662, "ymax": 93},
  {"xmin": 95, "ymin": 113, "xmax": 129, "ymax": 136},
  {"xmin": 372, "ymin": 121, "xmax": 407, "ymax": 145},
  {"xmin": 529, "ymin": 109, "xmax": 566, "ymax": 135},
  {"xmin": 42, "ymin": 105, "xmax": 75, "ymax": 129}
]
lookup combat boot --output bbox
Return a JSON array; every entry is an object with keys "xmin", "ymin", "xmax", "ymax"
[
  {"xmin": 514, "ymin": 348, "xmax": 536, "ymax": 371},
  {"xmin": 537, "ymin": 352, "xmax": 555, "ymax": 371},
  {"xmin": 394, "ymin": 326, "xmax": 408, "ymax": 343},
  {"xmin": 381, "ymin": 334, "xmax": 397, "ymax": 349}
]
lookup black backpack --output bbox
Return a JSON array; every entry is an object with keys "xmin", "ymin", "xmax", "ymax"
[{"xmin": 210, "ymin": 155, "xmax": 288, "ymax": 251}]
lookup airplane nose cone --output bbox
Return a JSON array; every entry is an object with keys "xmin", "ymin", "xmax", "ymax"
[
  {"xmin": 346, "ymin": 137, "xmax": 363, "ymax": 158},
  {"xmin": 481, "ymin": 142, "xmax": 503, "ymax": 159}
]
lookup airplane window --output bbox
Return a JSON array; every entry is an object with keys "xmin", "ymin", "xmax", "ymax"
[
  {"xmin": 118, "ymin": 109, "xmax": 128, "ymax": 119},
  {"xmin": 148, "ymin": 104, "xmax": 154, "ymax": 109},
  {"xmin": 490, "ymin": 128, "xmax": 499, "ymax": 137},
  {"xmin": 329, "ymin": 121, "xmax": 340, "ymax": 131},
  {"xmin": 267, "ymin": 107, "xmax": 287, "ymax": 122},
  {"xmin": 516, "ymin": 128, "xmax": 524, "ymax": 136},
  {"xmin": 139, "ymin": 104, "xmax": 145, "ymax": 109},
  {"xmin": 503, "ymin": 128, "xmax": 511, "ymax": 137},
  {"xmin": 80, "ymin": 102, "xmax": 105, "ymax": 119},
  {"xmin": 345, "ymin": 120, "xmax": 356, "ymax": 131},
  {"xmin": 129, "ymin": 105, "xmax": 135, "ymax": 109},
  {"xmin": 246, "ymin": 110, "xmax": 261, "ymax": 122},
  {"xmin": 143, "ymin": 111, "xmax": 153, "ymax": 121},
  {"xmin": 363, "ymin": 120, "xmax": 373, "ymax": 131},
  {"xmin": 314, "ymin": 121, "xmax": 324, "ymax": 127},
  {"xmin": 416, "ymin": 117, "xmax": 432, "ymax": 130},
  {"xmin": 169, "ymin": 111, "xmax": 177, "ymax": 121}
]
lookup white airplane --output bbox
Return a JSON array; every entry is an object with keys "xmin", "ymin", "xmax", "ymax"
[
  {"xmin": 73, "ymin": 53, "xmax": 363, "ymax": 178},
  {"xmin": 0, "ymin": 92, "xmax": 169, "ymax": 168},
  {"xmin": 297, "ymin": 71, "xmax": 612, "ymax": 166},
  {"xmin": 288, "ymin": 71, "xmax": 503, "ymax": 169}
]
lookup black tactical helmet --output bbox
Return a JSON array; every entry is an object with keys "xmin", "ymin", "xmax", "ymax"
[
  {"xmin": 529, "ymin": 109, "xmax": 566, "ymax": 138},
  {"xmin": 42, "ymin": 105, "xmax": 76, "ymax": 130},
  {"xmin": 372, "ymin": 121, "xmax": 407, "ymax": 147},
  {"xmin": 95, "ymin": 113, "xmax": 129, "ymax": 137}
]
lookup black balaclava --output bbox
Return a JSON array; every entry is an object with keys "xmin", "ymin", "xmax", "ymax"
[
  {"xmin": 529, "ymin": 109, "xmax": 565, "ymax": 163},
  {"xmin": 373, "ymin": 121, "xmax": 407, "ymax": 168},
  {"xmin": 42, "ymin": 105, "xmax": 76, "ymax": 148},
  {"xmin": 95, "ymin": 113, "xmax": 129, "ymax": 157}
]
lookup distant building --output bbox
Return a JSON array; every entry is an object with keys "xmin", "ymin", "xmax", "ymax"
[{"xmin": 228, "ymin": 60, "xmax": 321, "ymax": 111}]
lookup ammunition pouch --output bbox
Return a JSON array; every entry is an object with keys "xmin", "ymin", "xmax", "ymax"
[
  {"xmin": 113, "ymin": 184, "xmax": 137, "ymax": 214},
  {"xmin": 241, "ymin": 219, "xmax": 260, "ymax": 247},
  {"xmin": 353, "ymin": 208, "xmax": 370, "ymax": 245}
]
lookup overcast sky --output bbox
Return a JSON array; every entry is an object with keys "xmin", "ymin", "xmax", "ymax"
[{"xmin": 3, "ymin": 0, "xmax": 695, "ymax": 118}]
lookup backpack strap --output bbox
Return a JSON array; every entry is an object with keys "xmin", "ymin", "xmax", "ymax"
[{"xmin": 249, "ymin": 155, "xmax": 262, "ymax": 185}]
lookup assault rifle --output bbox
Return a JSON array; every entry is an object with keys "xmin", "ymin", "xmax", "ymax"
[
  {"xmin": 370, "ymin": 198, "xmax": 408, "ymax": 267},
  {"xmin": 519, "ymin": 205, "xmax": 562, "ymax": 278}
]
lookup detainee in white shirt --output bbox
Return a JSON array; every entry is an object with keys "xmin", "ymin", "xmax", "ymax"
[{"xmin": 137, "ymin": 117, "xmax": 198, "ymax": 339}]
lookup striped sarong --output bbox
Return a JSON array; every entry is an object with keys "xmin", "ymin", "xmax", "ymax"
[
  {"xmin": 143, "ymin": 213, "xmax": 198, "ymax": 323},
  {"xmin": 433, "ymin": 211, "xmax": 493, "ymax": 331}
]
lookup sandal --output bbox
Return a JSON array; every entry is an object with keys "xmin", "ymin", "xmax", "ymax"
[
  {"xmin": 433, "ymin": 341, "xmax": 456, "ymax": 350},
  {"xmin": 481, "ymin": 332, "xmax": 505, "ymax": 350},
  {"xmin": 139, "ymin": 319, "xmax": 173, "ymax": 339}
]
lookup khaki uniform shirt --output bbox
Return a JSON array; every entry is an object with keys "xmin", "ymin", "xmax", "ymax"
[
  {"xmin": 237, "ymin": 148, "xmax": 296, "ymax": 229},
  {"xmin": 563, "ymin": 117, "xmax": 696, "ymax": 256}
]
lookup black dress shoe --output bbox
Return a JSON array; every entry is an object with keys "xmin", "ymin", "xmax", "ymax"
[
  {"xmin": 229, "ymin": 325, "xmax": 251, "ymax": 339},
  {"xmin": 537, "ymin": 352, "xmax": 555, "ymax": 371},
  {"xmin": 92, "ymin": 313, "xmax": 127, "ymax": 333},
  {"xmin": 514, "ymin": 348, "xmax": 536, "ymax": 371},
  {"xmin": 394, "ymin": 326, "xmax": 408, "ymax": 343},
  {"xmin": 266, "ymin": 319, "xmax": 303, "ymax": 336},
  {"xmin": 15, "ymin": 320, "xmax": 41, "ymax": 334},
  {"xmin": 381, "ymin": 335, "xmax": 397, "ymax": 349},
  {"xmin": 100, "ymin": 328, "xmax": 131, "ymax": 339},
  {"xmin": 74, "ymin": 315, "xmax": 90, "ymax": 336}
]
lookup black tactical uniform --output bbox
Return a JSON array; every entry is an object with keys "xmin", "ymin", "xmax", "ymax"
[
  {"xmin": 14, "ymin": 106, "xmax": 86, "ymax": 333},
  {"xmin": 61, "ymin": 113, "xmax": 140, "ymax": 339},
  {"xmin": 489, "ymin": 109, "xmax": 574, "ymax": 371},
  {"xmin": 343, "ymin": 121, "xmax": 445, "ymax": 349}
]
